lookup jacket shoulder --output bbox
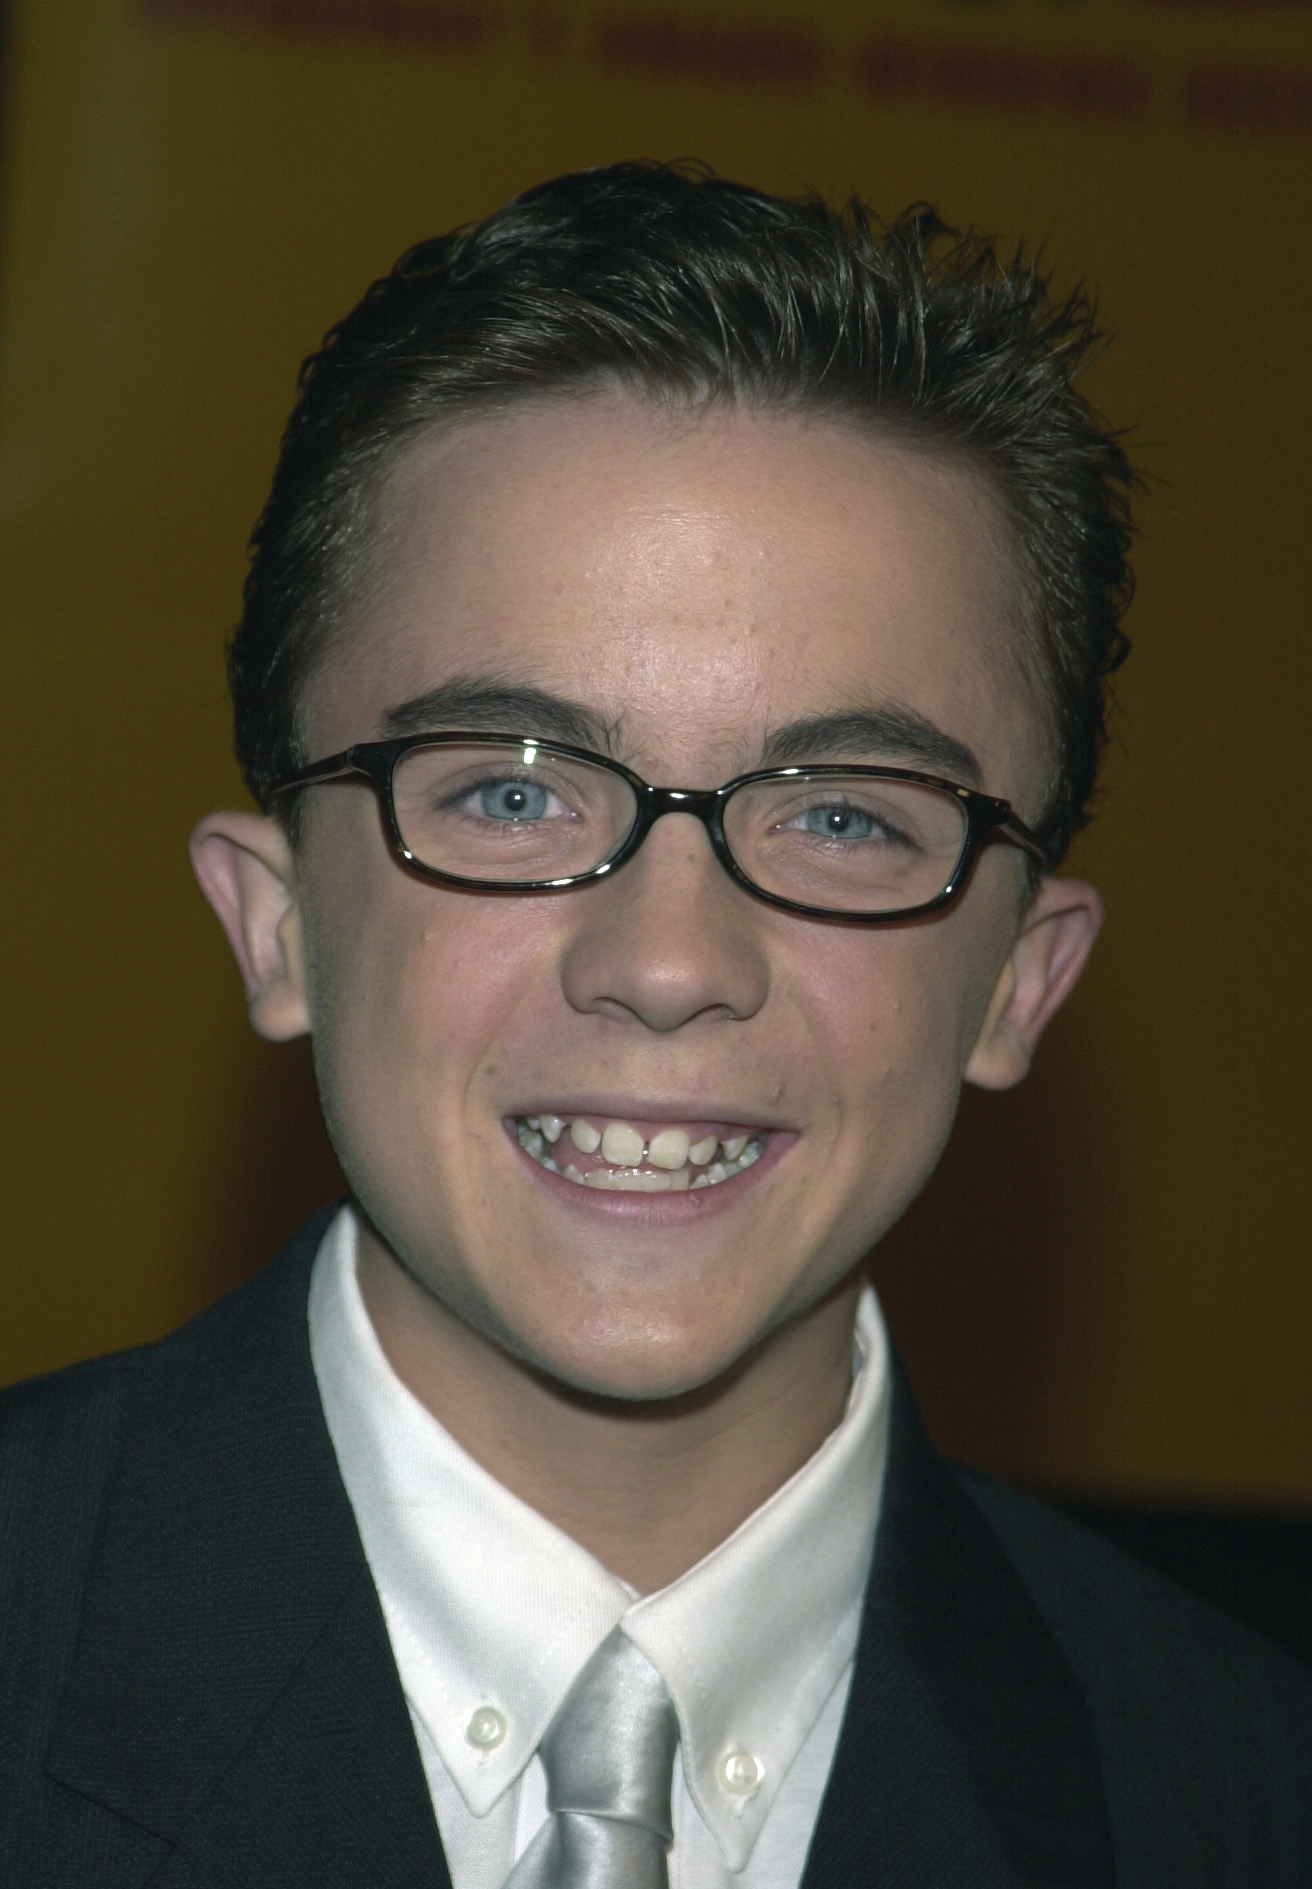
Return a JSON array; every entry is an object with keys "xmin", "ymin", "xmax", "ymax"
[
  {"xmin": 0, "ymin": 1205, "xmax": 403, "ymax": 1887},
  {"xmin": 957, "ymin": 1465, "xmax": 1312, "ymax": 1882},
  {"xmin": 0, "ymin": 1347, "xmax": 137, "ymax": 1590}
]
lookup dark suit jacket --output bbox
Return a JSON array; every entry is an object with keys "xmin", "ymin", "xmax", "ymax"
[{"xmin": 2, "ymin": 1207, "xmax": 1309, "ymax": 1887}]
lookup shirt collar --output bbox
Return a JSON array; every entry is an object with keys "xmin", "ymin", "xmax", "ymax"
[{"xmin": 310, "ymin": 1205, "xmax": 889, "ymax": 1871}]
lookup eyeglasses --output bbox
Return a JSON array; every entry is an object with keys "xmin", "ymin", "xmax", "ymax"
[{"xmin": 272, "ymin": 731, "xmax": 1048, "ymax": 923}]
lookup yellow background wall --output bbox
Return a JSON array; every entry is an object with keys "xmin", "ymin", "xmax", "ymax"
[{"xmin": 2, "ymin": 0, "xmax": 1308, "ymax": 1502}]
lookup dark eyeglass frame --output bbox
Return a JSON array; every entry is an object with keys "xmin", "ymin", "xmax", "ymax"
[{"xmin": 271, "ymin": 730, "xmax": 1050, "ymax": 924}]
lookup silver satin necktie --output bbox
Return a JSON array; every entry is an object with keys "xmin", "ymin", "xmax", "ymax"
[{"xmin": 504, "ymin": 1627, "xmax": 680, "ymax": 1889}]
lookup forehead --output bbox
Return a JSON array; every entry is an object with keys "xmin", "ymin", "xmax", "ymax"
[{"xmin": 302, "ymin": 395, "xmax": 1048, "ymax": 800}]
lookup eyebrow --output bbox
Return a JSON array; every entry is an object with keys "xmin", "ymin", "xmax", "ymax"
[
  {"xmin": 760, "ymin": 707, "xmax": 982, "ymax": 785},
  {"xmin": 381, "ymin": 679, "xmax": 981, "ymax": 787},
  {"xmin": 380, "ymin": 678, "xmax": 618, "ymax": 752}
]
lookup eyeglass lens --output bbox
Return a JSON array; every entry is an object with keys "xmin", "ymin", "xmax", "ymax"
[{"xmin": 390, "ymin": 740, "xmax": 970, "ymax": 912}]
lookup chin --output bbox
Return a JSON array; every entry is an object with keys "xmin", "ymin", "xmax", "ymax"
[{"xmin": 511, "ymin": 1314, "xmax": 754, "ymax": 1406}]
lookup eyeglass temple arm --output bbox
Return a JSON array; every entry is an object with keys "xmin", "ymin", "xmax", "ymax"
[
  {"xmin": 997, "ymin": 810, "xmax": 1052, "ymax": 870},
  {"xmin": 268, "ymin": 749, "xmax": 371, "ymax": 796}
]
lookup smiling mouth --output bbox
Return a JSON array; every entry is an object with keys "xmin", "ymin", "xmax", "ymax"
[{"xmin": 513, "ymin": 1113, "xmax": 767, "ymax": 1192}]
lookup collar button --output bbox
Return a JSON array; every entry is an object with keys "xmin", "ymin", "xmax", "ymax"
[
  {"xmin": 720, "ymin": 1750, "xmax": 762, "ymax": 1795},
  {"xmin": 466, "ymin": 1706, "xmax": 508, "ymax": 1750}
]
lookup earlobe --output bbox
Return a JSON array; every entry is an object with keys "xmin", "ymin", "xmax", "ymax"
[
  {"xmin": 964, "ymin": 877, "xmax": 1103, "ymax": 1091},
  {"xmin": 188, "ymin": 812, "xmax": 311, "ymax": 1042}
]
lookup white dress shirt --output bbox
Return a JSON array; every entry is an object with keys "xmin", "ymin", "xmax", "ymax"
[{"xmin": 309, "ymin": 1206, "xmax": 890, "ymax": 1889}]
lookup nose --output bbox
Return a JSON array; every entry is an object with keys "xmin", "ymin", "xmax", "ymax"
[{"xmin": 559, "ymin": 812, "xmax": 771, "ymax": 1033}]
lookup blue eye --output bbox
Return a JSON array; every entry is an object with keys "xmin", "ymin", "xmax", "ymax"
[
  {"xmin": 804, "ymin": 805, "xmax": 875, "ymax": 840},
  {"xmin": 478, "ymin": 779, "xmax": 549, "ymax": 822}
]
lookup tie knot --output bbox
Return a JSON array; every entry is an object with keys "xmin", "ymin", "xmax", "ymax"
[{"xmin": 539, "ymin": 1628, "xmax": 680, "ymax": 1844}]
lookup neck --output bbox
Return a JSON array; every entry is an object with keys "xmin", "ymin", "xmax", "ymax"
[{"xmin": 356, "ymin": 1229, "xmax": 863, "ymax": 1595}]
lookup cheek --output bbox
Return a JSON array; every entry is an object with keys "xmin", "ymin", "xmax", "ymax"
[
  {"xmin": 298, "ymin": 840, "xmax": 563, "ymax": 1150},
  {"xmin": 781, "ymin": 914, "xmax": 1005, "ymax": 1184},
  {"xmin": 786, "ymin": 925, "xmax": 970, "ymax": 1093}
]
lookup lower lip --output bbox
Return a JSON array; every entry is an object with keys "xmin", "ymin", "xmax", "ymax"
[{"xmin": 503, "ymin": 1122, "xmax": 795, "ymax": 1222}]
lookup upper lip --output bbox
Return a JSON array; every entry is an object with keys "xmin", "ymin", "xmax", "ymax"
[{"xmin": 505, "ymin": 1096, "xmax": 793, "ymax": 1130}]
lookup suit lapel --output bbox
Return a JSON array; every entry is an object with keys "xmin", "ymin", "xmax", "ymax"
[
  {"xmin": 802, "ymin": 1360, "xmax": 1115, "ymax": 1889},
  {"xmin": 44, "ymin": 1209, "xmax": 448, "ymax": 1887}
]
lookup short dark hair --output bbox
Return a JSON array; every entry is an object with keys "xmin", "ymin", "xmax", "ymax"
[{"xmin": 230, "ymin": 160, "xmax": 1136, "ymax": 863}]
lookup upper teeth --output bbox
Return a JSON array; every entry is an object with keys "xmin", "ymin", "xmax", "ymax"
[
  {"xmin": 648, "ymin": 1128, "xmax": 689, "ymax": 1170},
  {"xmin": 600, "ymin": 1122, "xmax": 644, "ymax": 1166},
  {"xmin": 517, "ymin": 1116, "xmax": 764, "ymax": 1190}
]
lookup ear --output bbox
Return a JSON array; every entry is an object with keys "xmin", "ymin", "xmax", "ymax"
[
  {"xmin": 188, "ymin": 811, "xmax": 311, "ymax": 1042},
  {"xmin": 964, "ymin": 876, "xmax": 1103, "ymax": 1091}
]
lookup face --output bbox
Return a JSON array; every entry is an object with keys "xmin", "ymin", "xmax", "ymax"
[{"xmin": 197, "ymin": 396, "xmax": 1099, "ymax": 1402}]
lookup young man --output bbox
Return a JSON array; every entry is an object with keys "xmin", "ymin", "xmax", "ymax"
[{"xmin": 3, "ymin": 164, "xmax": 1308, "ymax": 1886}]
